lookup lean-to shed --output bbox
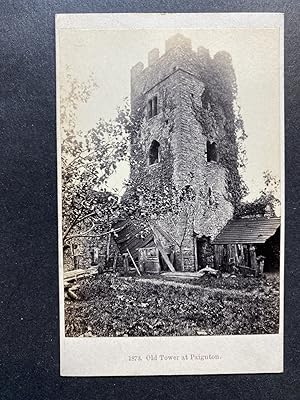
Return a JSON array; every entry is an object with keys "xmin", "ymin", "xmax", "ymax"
[{"xmin": 212, "ymin": 217, "xmax": 281, "ymax": 272}]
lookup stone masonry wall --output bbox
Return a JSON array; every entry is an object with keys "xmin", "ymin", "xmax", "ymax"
[
  {"xmin": 174, "ymin": 71, "xmax": 234, "ymax": 240},
  {"xmin": 129, "ymin": 34, "xmax": 235, "ymax": 271}
]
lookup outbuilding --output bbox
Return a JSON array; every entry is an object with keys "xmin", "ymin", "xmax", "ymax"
[{"xmin": 212, "ymin": 217, "xmax": 280, "ymax": 274}]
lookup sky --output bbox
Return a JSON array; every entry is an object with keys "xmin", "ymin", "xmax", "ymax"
[{"xmin": 59, "ymin": 28, "xmax": 282, "ymax": 203}]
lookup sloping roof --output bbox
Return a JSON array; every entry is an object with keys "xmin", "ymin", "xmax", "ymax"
[
  {"xmin": 113, "ymin": 219, "xmax": 154, "ymax": 259},
  {"xmin": 213, "ymin": 217, "xmax": 280, "ymax": 245}
]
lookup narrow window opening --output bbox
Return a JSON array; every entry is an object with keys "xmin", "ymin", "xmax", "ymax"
[
  {"xmin": 147, "ymin": 96, "xmax": 158, "ymax": 118},
  {"xmin": 207, "ymin": 141, "xmax": 218, "ymax": 162},
  {"xmin": 211, "ymin": 142, "xmax": 218, "ymax": 161},
  {"xmin": 148, "ymin": 99, "xmax": 153, "ymax": 118},
  {"xmin": 208, "ymin": 187, "xmax": 213, "ymax": 205},
  {"xmin": 149, "ymin": 140, "xmax": 160, "ymax": 165},
  {"xmin": 202, "ymin": 89, "xmax": 210, "ymax": 109},
  {"xmin": 153, "ymin": 96, "xmax": 158, "ymax": 116}
]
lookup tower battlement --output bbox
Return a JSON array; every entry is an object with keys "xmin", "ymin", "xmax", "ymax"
[{"xmin": 130, "ymin": 34, "xmax": 215, "ymax": 115}]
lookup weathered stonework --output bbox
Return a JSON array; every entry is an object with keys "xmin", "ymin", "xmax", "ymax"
[{"xmin": 128, "ymin": 33, "xmax": 236, "ymax": 271}]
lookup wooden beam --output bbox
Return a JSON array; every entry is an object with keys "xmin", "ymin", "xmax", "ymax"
[
  {"xmin": 153, "ymin": 237, "xmax": 175, "ymax": 273},
  {"xmin": 249, "ymin": 244, "xmax": 257, "ymax": 277},
  {"xmin": 126, "ymin": 248, "xmax": 141, "ymax": 276},
  {"xmin": 194, "ymin": 237, "xmax": 198, "ymax": 271},
  {"xmin": 152, "ymin": 222, "xmax": 177, "ymax": 245},
  {"xmin": 151, "ymin": 228, "xmax": 176, "ymax": 273},
  {"xmin": 158, "ymin": 246, "xmax": 175, "ymax": 272},
  {"xmin": 66, "ymin": 227, "xmax": 123, "ymax": 240}
]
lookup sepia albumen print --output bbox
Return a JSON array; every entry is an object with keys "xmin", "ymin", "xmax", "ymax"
[{"xmin": 57, "ymin": 13, "xmax": 284, "ymax": 376}]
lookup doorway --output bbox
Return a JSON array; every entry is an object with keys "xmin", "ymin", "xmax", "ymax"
[{"xmin": 196, "ymin": 236, "xmax": 213, "ymax": 269}]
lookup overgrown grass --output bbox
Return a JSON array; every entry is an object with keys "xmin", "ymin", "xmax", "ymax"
[
  {"xmin": 162, "ymin": 272, "xmax": 280, "ymax": 292},
  {"xmin": 65, "ymin": 273, "xmax": 280, "ymax": 337}
]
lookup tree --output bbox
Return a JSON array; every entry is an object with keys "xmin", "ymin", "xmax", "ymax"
[
  {"xmin": 60, "ymin": 71, "xmax": 129, "ymax": 243},
  {"xmin": 167, "ymin": 178, "xmax": 199, "ymax": 269},
  {"xmin": 122, "ymin": 166, "xmax": 200, "ymax": 269},
  {"xmin": 235, "ymin": 170, "xmax": 280, "ymax": 217}
]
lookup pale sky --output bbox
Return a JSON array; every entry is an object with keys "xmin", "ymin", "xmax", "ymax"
[{"xmin": 59, "ymin": 28, "xmax": 282, "ymax": 202}]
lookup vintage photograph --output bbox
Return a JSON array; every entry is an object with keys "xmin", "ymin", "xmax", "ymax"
[
  {"xmin": 58, "ymin": 21, "xmax": 283, "ymax": 341},
  {"xmin": 57, "ymin": 15, "xmax": 284, "ymax": 377}
]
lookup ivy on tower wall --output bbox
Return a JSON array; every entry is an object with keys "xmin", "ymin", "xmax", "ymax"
[{"xmin": 192, "ymin": 50, "xmax": 248, "ymax": 211}]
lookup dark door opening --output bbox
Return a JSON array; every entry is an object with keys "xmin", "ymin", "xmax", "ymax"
[
  {"xmin": 255, "ymin": 228, "xmax": 280, "ymax": 272},
  {"xmin": 196, "ymin": 236, "xmax": 213, "ymax": 269}
]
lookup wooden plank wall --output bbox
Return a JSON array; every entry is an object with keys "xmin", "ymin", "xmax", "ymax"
[
  {"xmin": 214, "ymin": 243, "xmax": 256, "ymax": 270},
  {"xmin": 114, "ymin": 220, "xmax": 154, "ymax": 260}
]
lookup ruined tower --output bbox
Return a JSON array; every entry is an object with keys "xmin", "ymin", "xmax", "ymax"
[{"xmin": 128, "ymin": 33, "xmax": 239, "ymax": 271}]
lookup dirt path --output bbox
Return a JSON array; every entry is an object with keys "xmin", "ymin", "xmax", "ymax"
[{"xmin": 137, "ymin": 277, "xmax": 261, "ymax": 298}]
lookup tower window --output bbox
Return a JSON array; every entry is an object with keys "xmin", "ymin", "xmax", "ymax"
[
  {"xmin": 153, "ymin": 96, "xmax": 158, "ymax": 116},
  {"xmin": 207, "ymin": 141, "xmax": 218, "ymax": 162},
  {"xmin": 147, "ymin": 95, "xmax": 158, "ymax": 118},
  {"xmin": 208, "ymin": 187, "xmax": 214, "ymax": 205},
  {"xmin": 202, "ymin": 88, "xmax": 210, "ymax": 109},
  {"xmin": 149, "ymin": 140, "xmax": 160, "ymax": 165},
  {"xmin": 147, "ymin": 99, "xmax": 153, "ymax": 118}
]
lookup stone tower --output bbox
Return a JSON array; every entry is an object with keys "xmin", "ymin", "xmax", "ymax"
[{"xmin": 128, "ymin": 33, "xmax": 237, "ymax": 271}]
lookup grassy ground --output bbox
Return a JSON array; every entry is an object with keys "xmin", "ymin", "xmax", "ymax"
[
  {"xmin": 65, "ymin": 272, "xmax": 280, "ymax": 337},
  {"xmin": 161, "ymin": 272, "xmax": 280, "ymax": 293}
]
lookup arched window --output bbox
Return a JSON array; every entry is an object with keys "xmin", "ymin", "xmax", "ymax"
[
  {"xmin": 207, "ymin": 141, "xmax": 218, "ymax": 162},
  {"xmin": 149, "ymin": 140, "xmax": 160, "ymax": 165}
]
